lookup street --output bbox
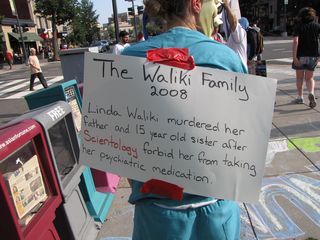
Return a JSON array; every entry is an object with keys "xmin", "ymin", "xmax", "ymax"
[
  {"xmin": 0, "ymin": 59, "xmax": 63, "ymax": 99},
  {"xmin": 0, "ymin": 38, "xmax": 292, "ymax": 100},
  {"xmin": 1, "ymin": 38, "xmax": 320, "ymax": 240},
  {"xmin": 264, "ymin": 38, "xmax": 293, "ymax": 61}
]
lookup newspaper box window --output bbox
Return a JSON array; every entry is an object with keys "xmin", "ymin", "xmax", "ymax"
[
  {"xmin": 0, "ymin": 120, "xmax": 62, "ymax": 240},
  {"xmin": 48, "ymin": 115, "xmax": 78, "ymax": 181}
]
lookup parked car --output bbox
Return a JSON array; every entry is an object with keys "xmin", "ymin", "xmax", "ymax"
[{"xmin": 90, "ymin": 40, "xmax": 110, "ymax": 53}]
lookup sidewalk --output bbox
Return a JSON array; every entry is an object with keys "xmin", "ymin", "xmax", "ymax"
[
  {"xmin": 95, "ymin": 63, "xmax": 320, "ymax": 240},
  {"xmin": 0, "ymin": 58, "xmax": 52, "ymax": 75}
]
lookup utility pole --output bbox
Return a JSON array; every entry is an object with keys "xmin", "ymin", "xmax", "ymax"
[
  {"xmin": 283, "ymin": 0, "xmax": 288, "ymax": 37},
  {"xmin": 112, "ymin": 0, "xmax": 120, "ymax": 42},
  {"xmin": 9, "ymin": 0, "xmax": 28, "ymax": 64},
  {"xmin": 131, "ymin": 0, "xmax": 137, "ymax": 38}
]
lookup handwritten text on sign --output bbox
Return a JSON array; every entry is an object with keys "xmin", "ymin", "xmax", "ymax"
[{"xmin": 79, "ymin": 53, "xmax": 277, "ymax": 203}]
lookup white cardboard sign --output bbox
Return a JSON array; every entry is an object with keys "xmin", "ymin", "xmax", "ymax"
[{"xmin": 79, "ymin": 52, "xmax": 277, "ymax": 203}]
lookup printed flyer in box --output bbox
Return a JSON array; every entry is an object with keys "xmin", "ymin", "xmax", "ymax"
[
  {"xmin": 5, "ymin": 155, "xmax": 48, "ymax": 219},
  {"xmin": 69, "ymin": 98, "xmax": 82, "ymax": 132}
]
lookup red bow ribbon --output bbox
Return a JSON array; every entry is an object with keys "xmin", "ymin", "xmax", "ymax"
[
  {"xmin": 147, "ymin": 48, "xmax": 195, "ymax": 70},
  {"xmin": 140, "ymin": 179, "xmax": 184, "ymax": 201}
]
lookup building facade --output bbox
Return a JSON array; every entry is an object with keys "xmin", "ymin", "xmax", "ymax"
[
  {"xmin": 0, "ymin": 0, "xmax": 64, "ymax": 62},
  {"xmin": 0, "ymin": 0, "xmax": 41, "ymax": 58},
  {"xmin": 239, "ymin": 0, "xmax": 320, "ymax": 34}
]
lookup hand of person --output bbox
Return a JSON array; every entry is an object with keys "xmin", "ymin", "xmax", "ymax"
[
  {"xmin": 247, "ymin": 59, "xmax": 254, "ymax": 65},
  {"xmin": 293, "ymin": 57, "xmax": 301, "ymax": 66}
]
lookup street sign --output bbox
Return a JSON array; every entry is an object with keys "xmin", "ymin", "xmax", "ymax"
[{"xmin": 284, "ymin": 0, "xmax": 288, "ymax": 4}]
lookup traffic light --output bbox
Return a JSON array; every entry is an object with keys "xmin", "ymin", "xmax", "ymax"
[
  {"xmin": 128, "ymin": 7, "xmax": 135, "ymax": 16},
  {"xmin": 137, "ymin": 6, "xmax": 144, "ymax": 15}
]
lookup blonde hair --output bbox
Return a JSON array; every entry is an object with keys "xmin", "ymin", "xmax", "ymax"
[{"xmin": 30, "ymin": 48, "xmax": 36, "ymax": 54}]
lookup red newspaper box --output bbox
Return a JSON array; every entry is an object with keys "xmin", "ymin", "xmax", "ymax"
[{"xmin": 0, "ymin": 119, "xmax": 62, "ymax": 240}]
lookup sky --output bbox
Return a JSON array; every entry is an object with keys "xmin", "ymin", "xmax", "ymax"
[{"xmin": 92, "ymin": 0, "xmax": 144, "ymax": 24}]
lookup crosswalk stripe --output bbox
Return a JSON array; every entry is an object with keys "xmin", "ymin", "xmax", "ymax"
[
  {"xmin": 1, "ymin": 76, "xmax": 64, "ymax": 99},
  {"xmin": 0, "ymin": 78, "xmax": 27, "ymax": 89}
]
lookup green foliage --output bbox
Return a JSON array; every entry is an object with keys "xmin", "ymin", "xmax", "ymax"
[
  {"xmin": 34, "ymin": 0, "xmax": 77, "ymax": 59},
  {"xmin": 107, "ymin": 25, "xmax": 115, "ymax": 40},
  {"xmin": 34, "ymin": 0, "xmax": 77, "ymax": 25},
  {"xmin": 69, "ymin": 0, "xmax": 100, "ymax": 46},
  {"xmin": 146, "ymin": 21, "xmax": 163, "ymax": 36}
]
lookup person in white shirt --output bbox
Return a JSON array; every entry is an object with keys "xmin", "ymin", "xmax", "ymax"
[
  {"xmin": 28, "ymin": 48, "xmax": 48, "ymax": 91},
  {"xmin": 223, "ymin": 0, "xmax": 248, "ymax": 69},
  {"xmin": 113, "ymin": 30, "xmax": 130, "ymax": 55}
]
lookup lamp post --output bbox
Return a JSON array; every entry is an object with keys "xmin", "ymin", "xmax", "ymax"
[
  {"xmin": 130, "ymin": 0, "xmax": 138, "ymax": 38},
  {"xmin": 282, "ymin": 0, "xmax": 288, "ymax": 37},
  {"xmin": 125, "ymin": 0, "xmax": 137, "ymax": 38},
  {"xmin": 9, "ymin": 0, "xmax": 28, "ymax": 64},
  {"xmin": 112, "ymin": 0, "xmax": 120, "ymax": 42}
]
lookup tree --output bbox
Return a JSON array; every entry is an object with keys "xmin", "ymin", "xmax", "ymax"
[
  {"xmin": 70, "ymin": 0, "xmax": 100, "ymax": 46},
  {"xmin": 107, "ymin": 25, "xmax": 115, "ymax": 40},
  {"xmin": 34, "ymin": 0, "xmax": 77, "ymax": 60}
]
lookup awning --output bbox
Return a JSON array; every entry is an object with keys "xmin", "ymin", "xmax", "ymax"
[{"xmin": 8, "ymin": 32, "xmax": 43, "ymax": 42}]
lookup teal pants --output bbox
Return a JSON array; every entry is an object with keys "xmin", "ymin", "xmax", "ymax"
[{"xmin": 132, "ymin": 200, "xmax": 240, "ymax": 240}]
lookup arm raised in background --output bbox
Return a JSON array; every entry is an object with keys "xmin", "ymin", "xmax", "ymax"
[{"xmin": 223, "ymin": 0, "xmax": 237, "ymax": 32}]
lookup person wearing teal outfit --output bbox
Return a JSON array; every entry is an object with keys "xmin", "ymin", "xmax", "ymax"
[{"xmin": 122, "ymin": 0, "xmax": 247, "ymax": 239}]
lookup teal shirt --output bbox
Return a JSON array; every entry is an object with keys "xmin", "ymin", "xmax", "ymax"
[{"xmin": 122, "ymin": 27, "xmax": 246, "ymax": 206}]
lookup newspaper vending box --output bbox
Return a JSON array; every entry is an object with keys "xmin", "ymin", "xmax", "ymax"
[
  {"xmin": 0, "ymin": 119, "xmax": 62, "ymax": 240},
  {"xmin": 25, "ymin": 80, "xmax": 117, "ymax": 222},
  {"xmin": 7, "ymin": 101, "xmax": 98, "ymax": 240}
]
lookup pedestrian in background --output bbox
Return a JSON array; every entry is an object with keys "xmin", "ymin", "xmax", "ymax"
[
  {"xmin": 292, "ymin": 7, "xmax": 320, "ymax": 108},
  {"xmin": 28, "ymin": 48, "xmax": 48, "ymax": 91},
  {"xmin": 137, "ymin": 32, "xmax": 145, "ymax": 42},
  {"xmin": 222, "ymin": 0, "xmax": 248, "ymax": 70},
  {"xmin": 5, "ymin": 50, "xmax": 13, "ymax": 70},
  {"xmin": 113, "ymin": 30, "xmax": 130, "ymax": 55},
  {"xmin": 122, "ymin": 0, "xmax": 246, "ymax": 239},
  {"xmin": 211, "ymin": 17, "xmax": 225, "ymax": 43},
  {"xmin": 246, "ymin": 19, "xmax": 264, "ymax": 75}
]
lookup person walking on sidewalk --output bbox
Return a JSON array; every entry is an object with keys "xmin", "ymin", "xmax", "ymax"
[
  {"xmin": 5, "ymin": 50, "xmax": 13, "ymax": 70},
  {"xmin": 28, "ymin": 48, "xmax": 48, "ymax": 91},
  {"xmin": 292, "ymin": 7, "xmax": 320, "ymax": 108}
]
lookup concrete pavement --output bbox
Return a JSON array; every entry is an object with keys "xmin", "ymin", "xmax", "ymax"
[{"xmin": 1, "ymin": 61, "xmax": 320, "ymax": 240}]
